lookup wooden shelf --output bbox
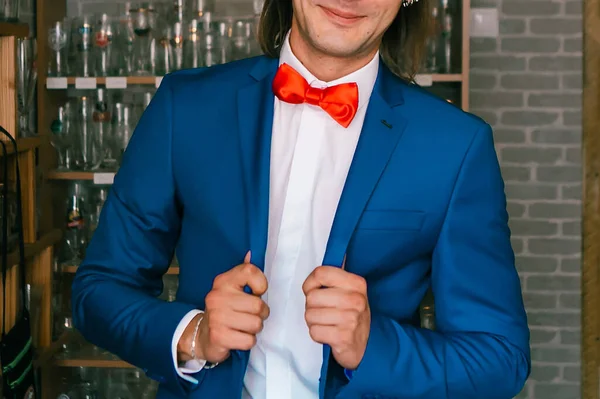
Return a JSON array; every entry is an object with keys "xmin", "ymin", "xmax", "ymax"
[
  {"xmin": 46, "ymin": 74, "xmax": 464, "ymax": 90},
  {"xmin": 61, "ymin": 264, "xmax": 180, "ymax": 275},
  {"xmin": 53, "ymin": 357, "xmax": 134, "ymax": 368},
  {"xmin": 47, "ymin": 76, "xmax": 163, "ymax": 89},
  {"xmin": 0, "ymin": 22, "xmax": 29, "ymax": 37},
  {"xmin": 6, "ymin": 228, "xmax": 62, "ymax": 268},
  {"xmin": 46, "ymin": 170, "xmax": 115, "ymax": 183},
  {"xmin": 47, "ymin": 171, "xmax": 96, "ymax": 180},
  {"xmin": 0, "ymin": 136, "xmax": 42, "ymax": 156}
]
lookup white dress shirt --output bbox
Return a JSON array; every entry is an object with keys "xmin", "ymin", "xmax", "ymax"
[{"xmin": 171, "ymin": 31, "xmax": 379, "ymax": 399}]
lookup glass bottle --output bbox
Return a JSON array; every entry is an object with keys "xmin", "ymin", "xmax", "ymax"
[
  {"xmin": 131, "ymin": 7, "xmax": 152, "ymax": 75},
  {"xmin": 63, "ymin": 181, "xmax": 88, "ymax": 265},
  {"xmin": 94, "ymin": 13, "xmax": 116, "ymax": 77},
  {"xmin": 71, "ymin": 15, "xmax": 95, "ymax": 77},
  {"xmin": 92, "ymin": 89, "xmax": 117, "ymax": 170},
  {"xmin": 112, "ymin": 102, "xmax": 134, "ymax": 164}
]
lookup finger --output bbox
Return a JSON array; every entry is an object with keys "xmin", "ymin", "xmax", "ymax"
[
  {"xmin": 305, "ymin": 307, "xmax": 355, "ymax": 327},
  {"xmin": 227, "ymin": 293, "xmax": 270, "ymax": 319},
  {"xmin": 302, "ymin": 266, "xmax": 364, "ymax": 294},
  {"xmin": 244, "ymin": 250, "xmax": 251, "ymax": 264},
  {"xmin": 211, "ymin": 328, "xmax": 257, "ymax": 351},
  {"xmin": 308, "ymin": 325, "xmax": 338, "ymax": 345},
  {"xmin": 214, "ymin": 263, "xmax": 268, "ymax": 295},
  {"xmin": 211, "ymin": 309, "xmax": 264, "ymax": 334},
  {"xmin": 305, "ymin": 287, "xmax": 366, "ymax": 311}
]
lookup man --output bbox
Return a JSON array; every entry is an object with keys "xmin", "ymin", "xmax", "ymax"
[{"xmin": 72, "ymin": 0, "xmax": 531, "ymax": 398}]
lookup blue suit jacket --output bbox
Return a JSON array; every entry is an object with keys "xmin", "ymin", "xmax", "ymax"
[{"xmin": 72, "ymin": 55, "xmax": 531, "ymax": 399}]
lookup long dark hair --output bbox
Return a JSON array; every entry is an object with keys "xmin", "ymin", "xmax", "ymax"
[{"xmin": 257, "ymin": 0, "xmax": 433, "ymax": 82}]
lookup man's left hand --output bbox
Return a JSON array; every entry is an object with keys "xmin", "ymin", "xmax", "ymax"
[{"xmin": 302, "ymin": 264, "xmax": 371, "ymax": 370}]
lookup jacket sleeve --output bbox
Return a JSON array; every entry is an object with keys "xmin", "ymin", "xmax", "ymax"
[
  {"xmin": 342, "ymin": 123, "xmax": 531, "ymax": 399},
  {"xmin": 71, "ymin": 74, "xmax": 199, "ymax": 396}
]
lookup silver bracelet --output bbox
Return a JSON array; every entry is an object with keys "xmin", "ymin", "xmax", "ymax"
[
  {"xmin": 191, "ymin": 314, "xmax": 219, "ymax": 369},
  {"xmin": 190, "ymin": 315, "xmax": 203, "ymax": 360}
]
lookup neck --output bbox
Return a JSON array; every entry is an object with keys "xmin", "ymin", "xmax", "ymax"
[{"xmin": 288, "ymin": 27, "xmax": 378, "ymax": 82}]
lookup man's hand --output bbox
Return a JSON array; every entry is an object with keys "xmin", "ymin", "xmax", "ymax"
[
  {"xmin": 177, "ymin": 251, "xmax": 269, "ymax": 364},
  {"xmin": 302, "ymin": 261, "xmax": 370, "ymax": 370}
]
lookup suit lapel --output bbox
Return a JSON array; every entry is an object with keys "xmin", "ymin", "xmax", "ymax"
[
  {"xmin": 237, "ymin": 57, "xmax": 278, "ymax": 272},
  {"xmin": 322, "ymin": 62, "xmax": 408, "ymax": 269},
  {"xmin": 319, "ymin": 62, "xmax": 408, "ymax": 399}
]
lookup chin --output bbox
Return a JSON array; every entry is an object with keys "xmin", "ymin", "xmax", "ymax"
[{"xmin": 309, "ymin": 32, "xmax": 365, "ymax": 58}]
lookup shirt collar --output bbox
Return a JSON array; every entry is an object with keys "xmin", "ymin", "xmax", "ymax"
[{"xmin": 278, "ymin": 30, "xmax": 379, "ymax": 111}]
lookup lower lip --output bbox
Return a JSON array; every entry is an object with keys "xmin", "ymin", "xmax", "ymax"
[{"xmin": 321, "ymin": 7, "xmax": 363, "ymax": 25}]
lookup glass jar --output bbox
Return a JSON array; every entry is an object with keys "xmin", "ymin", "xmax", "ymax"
[{"xmin": 1, "ymin": 0, "xmax": 21, "ymax": 22}]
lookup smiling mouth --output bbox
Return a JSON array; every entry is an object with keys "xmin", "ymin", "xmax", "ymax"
[{"xmin": 320, "ymin": 6, "xmax": 364, "ymax": 24}]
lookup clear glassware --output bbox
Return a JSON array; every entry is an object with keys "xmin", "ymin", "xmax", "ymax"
[
  {"xmin": 104, "ymin": 369, "xmax": 133, "ymax": 399},
  {"xmin": 252, "ymin": 0, "xmax": 264, "ymax": 15},
  {"xmin": 160, "ymin": 275, "xmax": 178, "ymax": 302},
  {"xmin": 48, "ymin": 20, "xmax": 69, "ymax": 77},
  {"xmin": 94, "ymin": 13, "xmax": 116, "ymax": 76},
  {"xmin": 74, "ymin": 382, "xmax": 98, "ymax": 399},
  {"xmin": 17, "ymin": 37, "xmax": 37, "ymax": 137},
  {"xmin": 1, "ymin": 0, "xmax": 20, "ymax": 21},
  {"xmin": 87, "ymin": 187, "xmax": 108, "ymax": 240},
  {"xmin": 440, "ymin": 2, "xmax": 453, "ymax": 74},
  {"xmin": 71, "ymin": 15, "xmax": 95, "ymax": 77},
  {"xmin": 115, "ymin": 3, "xmax": 136, "ymax": 76},
  {"xmin": 74, "ymin": 96, "xmax": 102, "ymax": 170},
  {"xmin": 423, "ymin": 5, "xmax": 440, "ymax": 73},
  {"xmin": 51, "ymin": 102, "xmax": 77, "ymax": 170},
  {"xmin": 62, "ymin": 181, "xmax": 88, "ymax": 265},
  {"xmin": 174, "ymin": 0, "xmax": 184, "ymax": 19},
  {"xmin": 91, "ymin": 89, "xmax": 117, "ymax": 170},
  {"xmin": 112, "ymin": 102, "xmax": 134, "ymax": 164},
  {"xmin": 202, "ymin": 30, "xmax": 228, "ymax": 67},
  {"xmin": 55, "ymin": 316, "xmax": 83, "ymax": 358},
  {"xmin": 183, "ymin": 19, "xmax": 203, "ymax": 69},
  {"xmin": 153, "ymin": 32, "xmax": 174, "ymax": 76},
  {"xmin": 131, "ymin": 7, "xmax": 152, "ymax": 75},
  {"xmin": 230, "ymin": 19, "xmax": 254, "ymax": 61},
  {"xmin": 186, "ymin": 0, "xmax": 214, "ymax": 18},
  {"xmin": 171, "ymin": 21, "xmax": 184, "ymax": 71}
]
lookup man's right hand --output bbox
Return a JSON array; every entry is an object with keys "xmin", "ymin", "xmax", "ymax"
[{"xmin": 177, "ymin": 251, "xmax": 269, "ymax": 364}]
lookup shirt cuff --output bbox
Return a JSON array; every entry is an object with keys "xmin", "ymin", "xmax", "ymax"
[{"xmin": 171, "ymin": 309, "xmax": 206, "ymax": 384}]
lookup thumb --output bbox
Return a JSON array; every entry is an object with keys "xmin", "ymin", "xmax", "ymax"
[{"xmin": 244, "ymin": 250, "xmax": 251, "ymax": 264}]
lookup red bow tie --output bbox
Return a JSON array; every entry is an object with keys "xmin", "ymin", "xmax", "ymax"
[{"xmin": 272, "ymin": 63, "xmax": 359, "ymax": 128}]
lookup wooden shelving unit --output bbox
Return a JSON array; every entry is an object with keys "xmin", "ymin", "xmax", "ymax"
[
  {"xmin": 0, "ymin": 15, "xmax": 60, "ymax": 398},
  {"xmin": 0, "ymin": 136, "xmax": 43, "ymax": 156},
  {"xmin": 6, "ymin": 229, "xmax": 62, "ymax": 270},
  {"xmin": 0, "ymin": 22, "xmax": 29, "ymax": 38},
  {"xmin": 61, "ymin": 264, "xmax": 180, "ymax": 275},
  {"xmin": 32, "ymin": 0, "xmax": 473, "ymax": 394}
]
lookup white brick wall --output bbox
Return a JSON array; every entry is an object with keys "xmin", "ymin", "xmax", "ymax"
[{"xmin": 470, "ymin": 1, "xmax": 582, "ymax": 398}]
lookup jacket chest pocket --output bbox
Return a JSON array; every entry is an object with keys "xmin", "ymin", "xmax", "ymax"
[
  {"xmin": 356, "ymin": 209, "xmax": 425, "ymax": 231},
  {"xmin": 348, "ymin": 209, "xmax": 427, "ymax": 277}
]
